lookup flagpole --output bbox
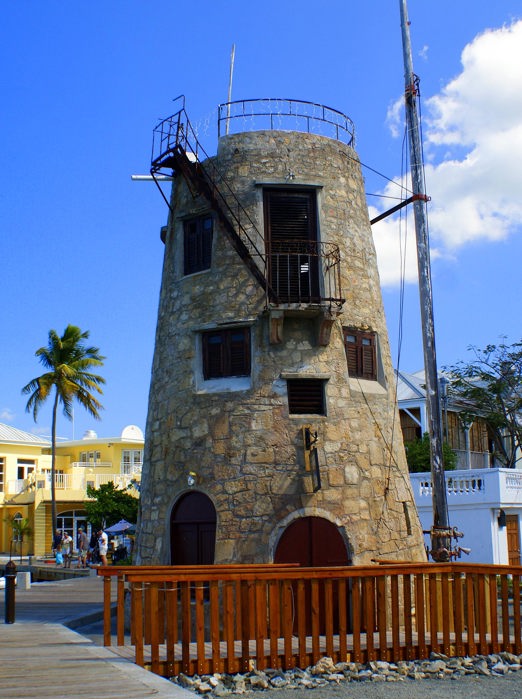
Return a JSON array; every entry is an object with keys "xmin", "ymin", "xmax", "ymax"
[{"xmin": 399, "ymin": 0, "xmax": 451, "ymax": 560}]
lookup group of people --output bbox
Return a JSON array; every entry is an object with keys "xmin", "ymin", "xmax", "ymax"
[{"xmin": 52, "ymin": 527, "xmax": 108, "ymax": 568}]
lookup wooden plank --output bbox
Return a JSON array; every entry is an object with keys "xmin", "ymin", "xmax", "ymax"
[
  {"xmin": 441, "ymin": 573, "xmax": 451, "ymax": 655},
  {"xmin": 338, "ymin": 578, "xmax": 348, "ymax": 660},
  {"xmin": 513, "ymin": 575, "xmax": 522, "ymax": 654},
  {"xmin": 466, "ymin": 573, "xmax": 477, "ymax": 656},
  {"xmin": 224, "ymin": 581, "xmax": 237, "ymax": 674},
  {"xmin": 429, "ymin": 574, "xmax": 440, "ymax": 654},
  {"xmin": 415, "ymin": 573, "xmax": 427, "ymax": 659},
  {"xmin": 116, "ymin": 574, "xmax": 125, "ymax": 646},
  {"xmin": 477, "ymin": 574, "xmax": 488, "ymax": 655},
  {"xmin": 282, "ymin": 580, "xmax": 294, "ymax": 669},
  {"xmin": 296, "ymin": 579, "xmax": 307, "ymax": 669},
  {"xmin": 488, "ymin": 574, "xmax": 499, "ymax": 654},
  {"xmin": 501, "ymin": 575, "xmax": 511, "ymax": 651},
  {"xmin": 403, "ymin": 574, "xmax": 413, "ymax": 660},
  {"xmin": 210, "ymin": 581, "xmax": 222, "ymax": 673},
  {"xmin": 132, "ymin": 583, "xmax": 144, "ymax": 668},
  {"xmin": 181, "ymin": 581, "xmax": 192, "ymax": 673},
  {"xmin": 149, "ymin": 582, "xmax": 160, "ymax": 676},
  {"xmin": 390, "ymin": 575, "xmax": 400, "ymax": 660},
  {"xmin": 103, "ymin": 574, "xmax": 113, "ymax": 647},
  {"xmin": 363, "ymin": 577, "xmax": 375, "ymax": 661},
  {"xmin": 165, "ymin": 581, "xmax": 177, "ymax": 677},
  {"xmin": 269, "ymin": 579, "xmax": 280, "ymax": 668},
  {"xmin": 195, "ymin": 582, "xmax": 206, "ymax": 675},
  {"xmin": 311, "ymin": 579, "xmax": 320, "ymax": 663},
  {"xmin": 377, "ymin": 576, "xmax": 387, "ymax": 660},
  {"xmin": 240, "ymin": 580, "xmax": 251, "ymax": 672},
  {"xmin": 255, "ymin": 580, "xmax": 267, "ymax": 670},
  {"xmin": 351, "ymin": 577, "xmax": 361, "ymax": 662},
  {"xmin": 324, "ymin": 579, "xmax": 334, "ymax": 658}
]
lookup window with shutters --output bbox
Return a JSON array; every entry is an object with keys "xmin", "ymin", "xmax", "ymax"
[
  {"xmin": 184, "ymin": 215, "xmax": 213, "ymax": 275},
  {"xmin": 202, "ymin": 327, "xmax": 251, "ymax": 380},
  {"xmin": 343, "ymin": 327, "xmax": 377, "ymax": 380},
  {"xmin": 287, "ymin": 378, "xmax": 326, "ymax": 415}
]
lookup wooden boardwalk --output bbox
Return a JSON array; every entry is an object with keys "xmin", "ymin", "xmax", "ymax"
[{"xmin": 0, "ymin": 572, "xmax": 191, "ymax": 699}]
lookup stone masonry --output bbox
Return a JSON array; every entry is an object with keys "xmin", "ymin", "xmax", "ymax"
[{"xmin": 136, "ymin": 123, "xmax": 426, "ymax": 565}]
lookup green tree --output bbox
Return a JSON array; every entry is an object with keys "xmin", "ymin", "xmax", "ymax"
[
  {"xmin": 445, "ymin": 339, "xmax": 522, "ymax": 468},
  {"xmin": 84, "ymin": 481, "xmax": 138, "ymax": 530},
  {"xmin": 405, "ymin": 433, "xmax": 457, "ymax": 473},
  {"xmin": 22, "ymin": 325, "xmax": 105, "ymax": 532},
  {"xmin": 5, "ymin": 515, "xmax": 32, "ymax": 562}
]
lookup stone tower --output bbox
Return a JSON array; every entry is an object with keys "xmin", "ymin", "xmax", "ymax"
[{"xmin": 136, "ymin": 98, "xmax": 426, "ymax": 565}]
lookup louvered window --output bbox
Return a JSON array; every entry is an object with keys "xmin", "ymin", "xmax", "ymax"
[
  {"xmin": 202, "ymin": 327, "xmax": 251, "ymax": 380},
  {"xmin": 184, "ymin": 216, "xmax": 213, "ymax": 275},
  {"xmin": 264, "ymin": 189, "xmax": 320, "ymax": 303},
  {"xmin": 287, "ymin": 379, "xmax": 326, "ymax": 415},
  {"xmin": 343, "ymin": 328, "xmax": 377, "ymax": 380}
]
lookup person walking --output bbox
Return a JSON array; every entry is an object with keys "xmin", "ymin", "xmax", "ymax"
[
  {"xmin": 97, "ymin": 528, "xmax": 109, "ymax": 566},
  {"xmin": 77, "ymin": 527, "xmax": 89, "ymax": 568},
  {"xmin": 62, "ymin": 531, "xmax": 73, "ymax": 568},
  {"xmin": 52, "ymin": 528, "xmax": 62, "ymax": 555}
]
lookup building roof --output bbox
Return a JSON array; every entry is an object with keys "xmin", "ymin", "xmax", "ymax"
[
  {"xmin": 0, "ymin": 422, "xmax": 51, "ymax": 446},
  {"xmin": 395, "ymin": 370, "xmax": 427, "ymax": 402}
]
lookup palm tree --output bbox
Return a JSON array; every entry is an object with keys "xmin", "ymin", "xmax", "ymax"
[{"xmin": 22, "ymin": 325, "xmax": 105, "ymax": 533}]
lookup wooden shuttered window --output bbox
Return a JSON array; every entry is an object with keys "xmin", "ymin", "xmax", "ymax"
[
  {"xmin": 202, "ymin": 327, "xmax": 251, "ymax": 380},
  {"xmin": 287, "ymin": 379, "xmax": 326, "ymax": 415},
  {"xmin": 184, "ymin": 216, "xmax": 213, "ymax": 275},
  {"xmin": 343, "ymin": 327, "xmax": 377, "ymax": 380}
]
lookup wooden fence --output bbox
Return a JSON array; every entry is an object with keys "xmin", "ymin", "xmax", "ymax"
[{"xmin": 97, "ymin": 563, "xmax": 522, "ymax": 678}]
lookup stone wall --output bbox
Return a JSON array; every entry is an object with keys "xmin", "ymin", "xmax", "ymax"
[{"xmin": 136, "ymin": 128, "xmax": 426, "ymax": 565}]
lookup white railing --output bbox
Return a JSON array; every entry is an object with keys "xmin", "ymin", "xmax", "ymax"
[
  {"xmin": 411, "ymin": 467, "xmax": 522, "ymax": 507},
  {"xmin": 7, "ymin": 471, "xmax": 138, "ymax": 496},
  {"xmin": 70, "ymin": 461, "xmax": 113, "ymax": 469}
]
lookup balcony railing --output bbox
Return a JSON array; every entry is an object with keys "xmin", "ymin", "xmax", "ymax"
[
  {"xmin": 6, "ymin": 471, "xmax": 139, "ymax": 496},
  {"xmin": 410, "ymin": 467, "xmax": 522, "ymax": 506},
  {"xmin": 268, "ymin": 241, "xmax": 343, "ymax": 308}
]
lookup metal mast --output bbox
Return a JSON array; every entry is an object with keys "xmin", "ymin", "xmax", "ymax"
[{"xmin": 399, "ymin": 0, "xmax": 451, "ymax": 560}]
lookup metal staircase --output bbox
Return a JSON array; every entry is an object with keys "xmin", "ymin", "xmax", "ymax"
[{"xmin": 150, "ymin": 98, "xmax": 277, "ymax": 302}]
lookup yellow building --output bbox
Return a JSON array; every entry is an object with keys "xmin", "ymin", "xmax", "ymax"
[{"xmin": 0, "ymin": 423, "xmax": 143, "ymax": 557}]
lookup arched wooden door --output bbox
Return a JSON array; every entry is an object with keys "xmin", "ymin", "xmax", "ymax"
[
  {"xmin": 170, "ymin": 492, "xmax": 216, "ymax": 565},
  {"xmin": 274, "ymin": 516, "xmax": 351, "ymax": 633},
  {"xmin": 274, "ymin": 516, "xmax": 350, "ymax": 566}
]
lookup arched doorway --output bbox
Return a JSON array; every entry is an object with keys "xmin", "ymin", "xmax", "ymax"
[
  {"xmin": 170, "ymin": 492, "xmax": 216, "ymax": 565},
  {"xmin": 274, "ymin": 516, "xmax": 351, "ymax": 633},
  {"xmin": 274, "ymin": 516, "xmax": 350, "ymax": 566}
]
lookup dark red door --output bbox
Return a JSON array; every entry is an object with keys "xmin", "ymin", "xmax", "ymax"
[
  {"xmin": 274, "ymin": 516, "xmax": 351, "ymax": 633},
  {"xmin": 170, "ymin": 492, "xmax": 216, "ymax": 565},
  {"xmin": 274, "ymin": 516, "xmax": 349, "ymax": 566}
]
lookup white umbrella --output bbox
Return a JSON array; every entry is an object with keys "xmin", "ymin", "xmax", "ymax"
[{"xmin": 105, "ymin": 519, "xmax": 135, "ymax": 534}]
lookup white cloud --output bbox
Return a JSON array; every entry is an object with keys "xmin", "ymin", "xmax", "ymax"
[
  {"xmin": 0, "ymin": 408, "xmax": 15, "ymax": 422},
  {"xmin": 375, "ymin": 20, "xmax": 522, "ymax": 286}
]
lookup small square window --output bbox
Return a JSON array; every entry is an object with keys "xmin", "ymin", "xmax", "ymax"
[
  {"xmin": 343, "ymin": 327, "xmax": 377, "ymax": 380},
  {"xmin": 287, "ymin": 379, "xmax": 326, "ymax": 415},
  {"xmin": 184, "ymin": 216, "xmax": 213, "ymax": 275},
  {"xmin": 202, "ymin": 327, "xmax": 251, "ymax": 380}
]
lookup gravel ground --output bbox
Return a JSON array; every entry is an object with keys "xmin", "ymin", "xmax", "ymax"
[{"xmin": 75, "ymin": 620, "xmax": 522, "ymax": 699}]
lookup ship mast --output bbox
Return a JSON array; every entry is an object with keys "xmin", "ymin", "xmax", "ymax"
[{"xmin": 399, "ymin": 0, "xmax": 451, "ymax": 561}]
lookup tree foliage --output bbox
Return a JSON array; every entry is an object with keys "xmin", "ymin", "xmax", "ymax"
[
  {"xmin": 84, "ymin": 482, "xmax": 138, "ymax": 530},
  {"xmin": 405, "ymin": 433, "xmax": 457, "ymax": 473},
  {"xmin": 22, "ymin": 325, "xmax": 105, "ymax": 531},
  {"xmin": 444, "ymin": 339, "xmax": 522, "ymax": 468}
]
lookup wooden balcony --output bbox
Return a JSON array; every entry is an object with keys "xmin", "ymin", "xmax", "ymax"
[{"xmin": 98, "ymin": 562, "xmax": 522, "ymax": 678}]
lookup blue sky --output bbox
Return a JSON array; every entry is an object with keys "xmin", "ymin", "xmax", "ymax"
[{"xmin": 2, "ymin": 1, "xmax": 521, "ymax": 440}]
